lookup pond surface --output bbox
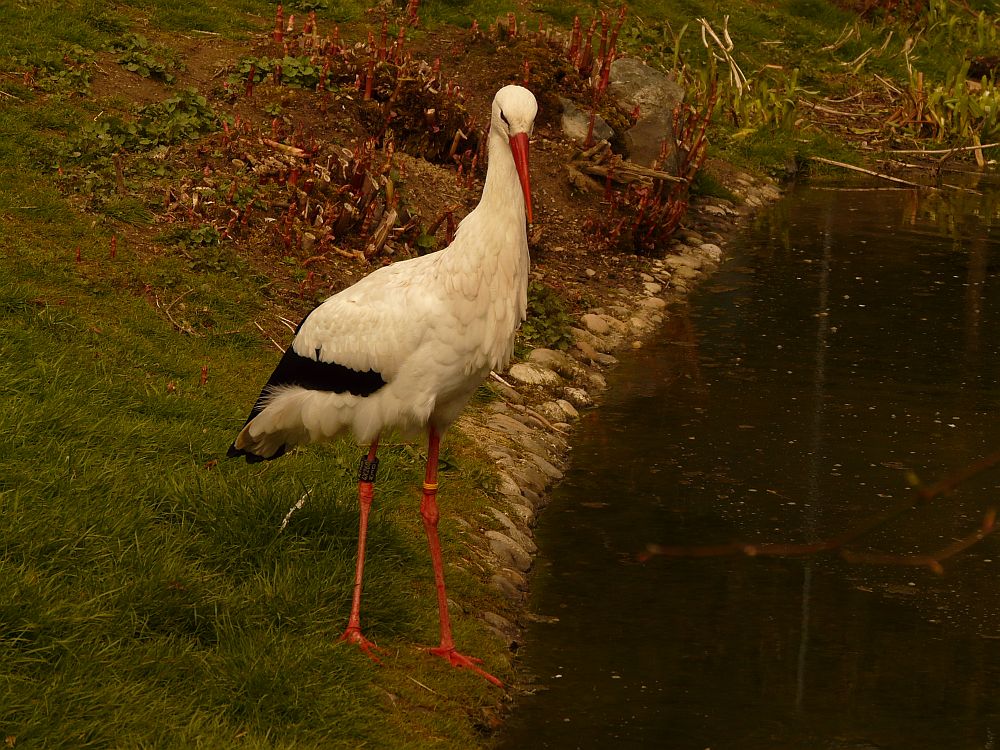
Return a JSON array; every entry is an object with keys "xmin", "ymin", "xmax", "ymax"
[{"xmin": 497, "ymin": 175, "xmax": 1000, "ymax": 750}]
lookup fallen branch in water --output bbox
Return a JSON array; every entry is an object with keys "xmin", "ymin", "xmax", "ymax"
[
  {"xmin": 809, "ymin": 156, "xmax": 937, "ymax": 189},
  {"xmin": 642, "ymin": 447, "xmax": 1000, "ymax": 574}
]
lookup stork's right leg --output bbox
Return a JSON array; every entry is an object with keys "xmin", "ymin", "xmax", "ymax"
[{"xmin": 340, "ymin": 436, "xmax": 381, "ymax": 660}]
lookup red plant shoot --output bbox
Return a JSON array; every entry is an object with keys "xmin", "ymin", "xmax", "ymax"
[{"xmin": 273, "ymin": 4, "xmax": 284, "ymax": 44}]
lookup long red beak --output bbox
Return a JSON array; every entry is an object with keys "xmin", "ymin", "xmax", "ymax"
[{"xmin": 509, "ymin": 132, "xmax": 532, "ymax": 225}]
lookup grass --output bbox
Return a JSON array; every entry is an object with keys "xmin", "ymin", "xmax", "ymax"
[{"xmin": 0, "ymin": 204, "xmax": 510, "ymax": 746}]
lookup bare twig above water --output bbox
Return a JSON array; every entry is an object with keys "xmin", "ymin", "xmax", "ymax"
[{"xmin": 642, "ymin": 448, "xmax": 1000, "ymax": 574}]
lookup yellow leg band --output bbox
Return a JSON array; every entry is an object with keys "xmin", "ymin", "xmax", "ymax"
[{"xmin": 422, "ymin": 482, "xmax": 438, "ymax": 492}]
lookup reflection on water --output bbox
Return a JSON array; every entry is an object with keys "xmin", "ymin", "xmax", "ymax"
[{"xmin": 497, "ymin": 176, "xmax": 1000, "ymax": 750}]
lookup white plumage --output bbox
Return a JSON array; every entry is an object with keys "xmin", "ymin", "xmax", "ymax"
[
  {"xmin": 230, "ymin": 85, "xmax": 537, "ymax": 460},
  {"xmin": 229, "ymin": 85, "xmax": 537, "ymax": 687}
]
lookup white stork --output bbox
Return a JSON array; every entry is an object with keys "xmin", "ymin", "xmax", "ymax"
[{"xmin": 229, "ymin": 85, "xmax": 537, "ymax": 687}]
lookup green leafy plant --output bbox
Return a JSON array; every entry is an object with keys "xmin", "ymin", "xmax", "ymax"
[
  {"xmin": 20, "ymin": 44, "xmax": 92, "ymax": 95},
  {"xmin": 111, "ymin": 34, "xmax": 180, "ymax": 83},
  {"xmin": 67, "ymin": 89, "xmax": 222, "ymax": 161},
  {"xmin": 520, "ymin": 280, "xmax": 574, "ymax": 351}
]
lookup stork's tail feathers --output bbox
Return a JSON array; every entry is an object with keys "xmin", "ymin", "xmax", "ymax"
[{"xmin": 227, "ymin": 438, "xmax": 288, "ymax": 463}]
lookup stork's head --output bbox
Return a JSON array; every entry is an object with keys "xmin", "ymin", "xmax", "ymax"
[{"xmin": 492, "ymin": 85, "xmax": 537, "ymax": 225}]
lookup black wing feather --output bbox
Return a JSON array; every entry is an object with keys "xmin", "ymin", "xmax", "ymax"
[{"xmin": 228, "ymin": 318, "xmax": 387, "ymax": 462}]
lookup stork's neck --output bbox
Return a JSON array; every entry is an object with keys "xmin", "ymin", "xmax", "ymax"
[{"xmin": 475, "ymin": 128, "xmax": 527, "ymax": 226}]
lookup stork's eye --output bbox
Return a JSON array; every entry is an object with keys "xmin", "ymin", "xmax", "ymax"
[{"xmin": 499, "ymin": 110, "xmax": 510, "ymax": 128}]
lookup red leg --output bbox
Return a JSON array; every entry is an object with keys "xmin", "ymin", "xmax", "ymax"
[
  {"xmin": 420, "ymin": 427, "xmax": 503, "ymax": 688},
  {"xmin": 340, "ymin": 437, "xmax": 382, "ymax": 661}
]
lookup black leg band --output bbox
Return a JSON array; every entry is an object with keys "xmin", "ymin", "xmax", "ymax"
[{"xmin": 358, "ymin": 455, "xmax": 379, "ymax": 483}]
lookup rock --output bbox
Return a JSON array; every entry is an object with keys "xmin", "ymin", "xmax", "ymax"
[
  {"xmin": 486, "ymin": 530, "xmax": 532, "ymax": 571},
  {"xmin": 496, "ymin": 470, "xmax": 522, "ymax": 497},
  {"xmin": 580, "ymin": 313, "xmax": 610, "ymax": 335},
  {"xmin": 536, "ymin": 400, "xmax": 567, "ymax": 424},
  {"xmin": 673, "ymin": 265, "xmax": 700, "ymax": 280},
  {"xmin": 489, "ymin": 508, "xmax": 537, "ymax": 553},
  {"xmin": 559, "ymin": 96, "xmax": 613, "ymax": 144},
  {"xmin": 528, "ymin": 452, "xmax": 563, "ymax": 481},
  {"xmin": 509, "ymin": 463, "xmax": 549, "ymax": 493},
  {"xmin": 630, "ymin": 316, "xmax": 653, "ymax": 332},
  {"xmin": 483, "ymin": 611, "xmax": 520, "ymax": 643},
  {"xmin": 624, "ymin": 108, "xmax": 677, "ymax": 171},
  {"xmin": 516, "ymin": 432, "xmax": 556, "ymax": 462},
  {"xmin": 588, "ymin": 371, "xmax": 608, "ymax": 390},
  {"xmin": 574, "ymin": 339, "xmax": 603, "ymax": 364},
  {"xmin": 528, "ymin": 348, "xmax": 581, "ymax": 379},
  {"xmin": 643, "ymin": 281, "xmax": 663, "ymax": 294},
  {"xmin": 562, "ymin": 387, "xmax": 593, "ymax": 407},
  {"xmin": 700, "ymin": 243, "xmax": 722, "ymax": 261},
  {"xmin": 638, "ymin": 296, "xmax": 667, "ymax": 310},
  {"xmin": 585, "ymin": 268, "xmax": 597, "ymax": 278},
  {"xmin": 663, "ymin": 254, "xmax": 701, "ymax": 271},
  {"xmin": 490, "ymin": 574, "xmax": 522, "ymax": 601},
  {"xmin": 508, "ymin": 362, "xmax": 562, "ymax": 387},
  {"xmin": 555, "ymin": 399, "xmax": 579, "ymax": 419},
  {"xmin": 608, "ymin": 57, "xmax": 685, "ymax": 172},
  {"xmin": 504, "ymin": 496, "xmax": 535, "ymax": 526},
  {"xmin": 609, "ymin": 57, "xmax": 686, "ymax": 116},
  {"xmin": 488, "ymin": 412, "xmax": 533, "ymax": 436}
]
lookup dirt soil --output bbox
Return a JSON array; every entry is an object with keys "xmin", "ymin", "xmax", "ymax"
[{"xmin": 71, "ymin": 17, "xmax": 751, "ymax": 343}]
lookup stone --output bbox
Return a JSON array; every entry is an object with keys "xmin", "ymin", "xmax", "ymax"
[
  {"xmin": 490, "ymin": 574, "xmax": 522, "ymax": 601},
  {"xmin": 640, "ymin": 272, "xmax": 655, "ymax": 282},
  {"xmin": 638, "ymin": 296, "xmax": 667, "ymax": 310},
  {"xmin": 504, "ymin": 496, "xmax": 535, "ymax": 526},
  {"xmin": 528, "ymin": 452, "xmax": 563, "ymax": 481},
  {"xmin": 528, "ymin": 348, "xmax": 581, "ymax": 379},
  {"xmin": 700, "ymin": 243, "xmax": 723, "ymax": 261},
  {"xmin": 496, "ymin": 470, "xmax": 522, "ymax": 497},
  {"xmin": 486, "ymin": 530, "xmax": 532, "ymax": 572},
  {"xmin": 624, "ymin": 108, "xmax": 676, "ymax": 170},
  {"xmin": 609, "ymin": 57, "xmax": 685, "ymax": 116},
  {"xmin": 509, "ymin": 463, "xmax": 549, "ymax": 493},
  {"xmin": 562, "ymin": 387, "xmax": 593, "ymax": 407},
  {"xmin": 488, "ymin": 508, "xmax": 537, "ymax": 553},
  {"xmin": 585, "ymin": 268, "xmax": 597, "ymax": 277},
  {"xmin": 643, "ymin": 281, "xmax": 663, "ymax": 294},
  {"xmin": 574, "ymin": 339, "xmax": 602, "ymax": 364},
  {"xmin": 536, "ymin": 400, "xmax": 566, "ymax": 424},
  {"xmin": 483, "ymin": 611, "xmax": 520, "ymax": 643},
  {"xmin": 588, "ymin": 371, "xmax": 608, "ymax": 390},
  {"xmin": 555, "ymin": 399, "xmax": 579, "ymax": 419},
  {"xmin": 516, "ymin": 433, "xmax": 555, "ymax": 461},
  {"xmin": 559, "ymin": 96, "xmax": 613, "ymax": 144},
  {"xmin": 608, "ymin": 57, "xmax": 685, "ymax": 172},
  {"xmin": 663, "ymin": 254, "xmax": 701, "ymax": 270},
  {"xmin": 488, "ymin": 412, "xmax": 532, "ymax": 436},
  {"xmin": 508, "ymin": 362, "xmax": 563, "ymax": 387},
  {"xmin": 580, "ymin": 313, "xmax": 610, "ymax": 335},
  {"xmin": 521, "ymin": 486, "xmax": 544, "ymax": 509}
]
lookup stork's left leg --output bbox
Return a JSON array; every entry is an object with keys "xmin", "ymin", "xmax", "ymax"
[
  {"xmin": 420, "ymin": 426, "xmax": 503, "ymax": 687},
  {"xmin": 340, "ymin": 437, "xmax": 381, "ymax": 660}
]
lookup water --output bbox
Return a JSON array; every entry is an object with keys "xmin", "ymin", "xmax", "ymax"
[{"xmin": 497, "ymin": 176, "xmax": 1000, "ymax": 750}]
